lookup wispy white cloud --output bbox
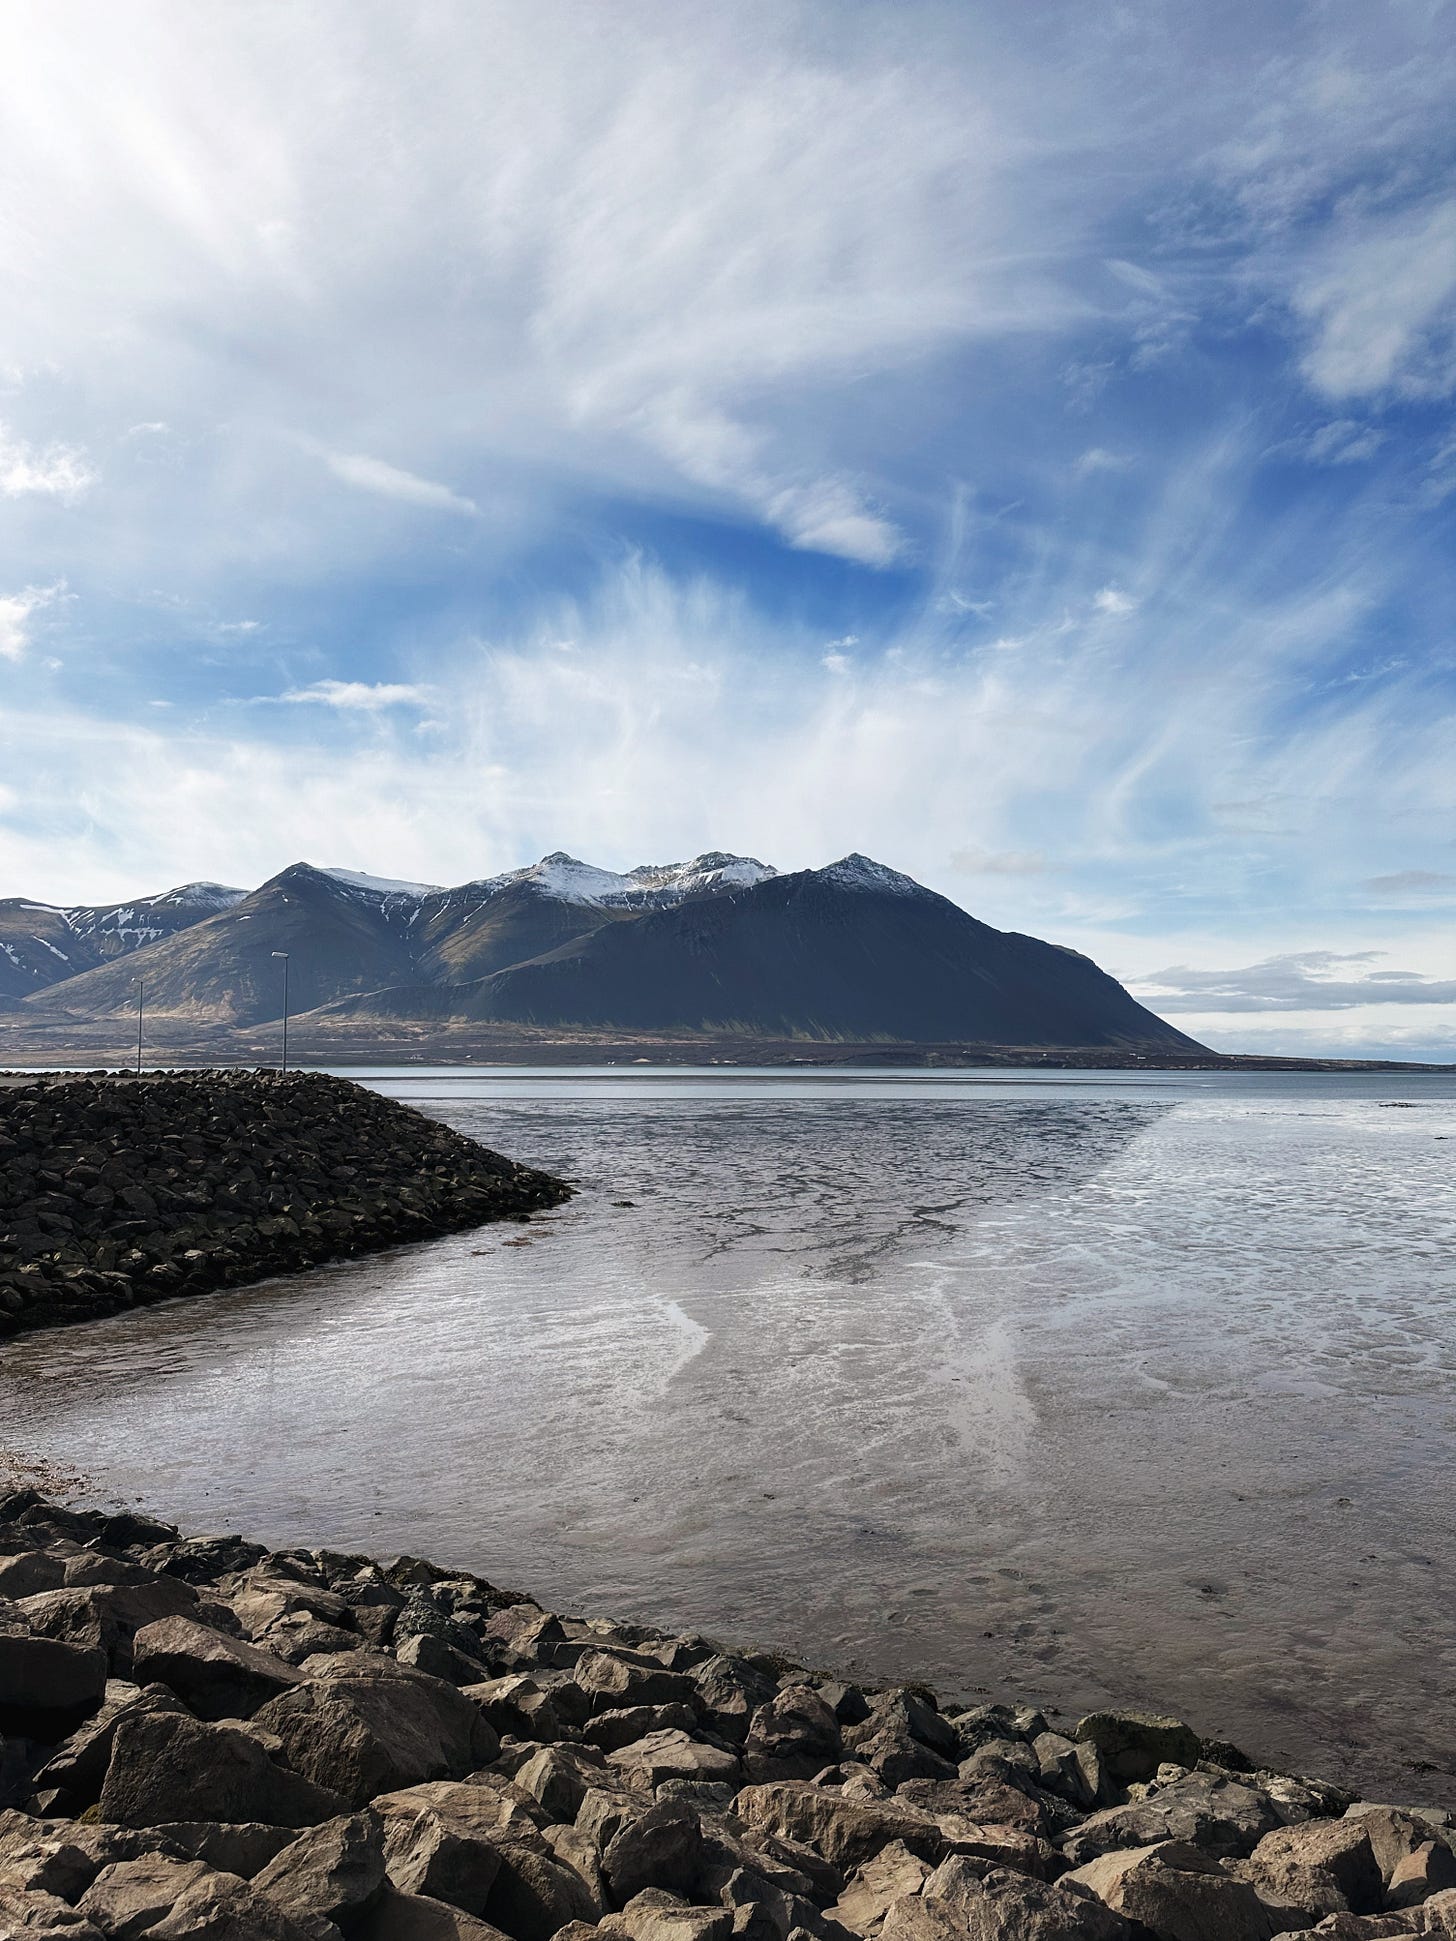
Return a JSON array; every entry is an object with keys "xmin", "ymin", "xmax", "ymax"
[
  {"xmin": 1292, "ymin": 198, "xmax": 1456, "ymax": 401},
  {"xmin": 1135, "ymin": 950, "xmax": 1456, "ymax": 1013},
  {"xmin": 325, "ymin": 453, "xmax": 477, "ymax": 516},
  {"xmin": 0, "ymin": 424, "xmax": 95, "ymax": 500},
  {"xmin": 279, "ymin": 679, "xmax": 434, "ymax": 711},
  {"xmin": 0, "ymin": 582, "xmax": 65, "ymax": 661}
]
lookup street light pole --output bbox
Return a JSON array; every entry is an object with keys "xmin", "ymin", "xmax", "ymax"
[
  {"xmin": 136, "ymin": 979, "xmax": 144, "ymax": 1076},
  {"xmin": 271, "ymin": 951, "xmax": 290, "ymax": 1073}
]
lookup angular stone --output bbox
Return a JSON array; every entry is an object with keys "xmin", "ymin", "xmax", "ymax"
[
  {"xmin": 1073, "ymin": 1713, "xmax": 1201, "ymax": 1787},
  {"xmin": 607, "ymin": 1730, "xmax": 740, "ymax": 1792},
  {"xmin": 31, "ymin": 1683, "xmax": 187, "ymax": 1809},
  {"xmin": 583, "ymin": 1706, "xmax": 700, "ymax": 1753},
  {"xmin": 398, "ymin": 1633, "xmax": 494, "ymax": 1687},
  {"xmin": 77, "ymin": 1855, "xmax": 220, "ymax": 1936},
  {"xmin": 602, "ymin": 1801, "xmax": 712, "ymax": 1904},
  {"xmin": 0, "ymin": 1878, "xmax": 105, "ymax": 1934},
  {"xmin": 0, "ymin": 1632, "xmax": 108, "ymax": 1736},
  {"xmin": 575, "ymin": 1652, "xmax": 697, "ymax": 1715},
  {"xmin": 690, "ymin": 1657, "xmax": 777, "ymax": 1746},
  {"xmin": 743, "ymin": 1687, "xmax": 842, "ymax": 1784},
  {"xmin": 463, "ymin": 1677, "xmax": 567, "ymax": 1744},
  {"xmin": 0, "ymin": 1811, "xmax": 178, "ymax": 1905},
  {"xmin": 883, "ymin": 1854, "xmax": 1136, "ymax": 1940},
  {"xmin": 356, "ymin": 1887, "xmax": 515, "ymax": 1939},
  {"xmin": 1032, "ymin": 1732, "xmax": 1096, "ymax": 1810},
  {"xmin": 1067, "ymin": 1838, "xmax": 1286, "ymax": 1941},
  {"xmin": 897, "ymin": 1777, "xmax": 1047, "ymax": 1839},
  {"xmin": 1059, "ymin": 1770, "xmax": 1286, "ymax": 1864},
  {"xmin": 578, "ymin": 1785, "xmax": 661, "ymax": 1855},
  {"xmin": 99, "ymin": 1709, "xmax": 346, "ymax": 1830},
  {"xmin": 132, "ymin": 1615, "xmax": 303, "ymax": 1720},
  {"xmin": 827, "ymin": 1840, "xmax": 932, "ymax": 1935},
  {"xmin": 599, "ymin": 1887, "xmax": 733, "ymax": 1941},
  {"xmin": 255, "ymin": 1664, "xmax": 499, "ymax": 1807},
  {"xmin": 514, "ymin": 1744, "xmax": 614, "ymax": 1824},
  {"xmin": 375, "ymin": 1777, "xmax": 597, "ymax": 1940},
  {"xmin": 149, "ymin": 1820, "xmax": 298, "ymax": 1878},
  {"xmin": 18, "ymin": 1580, "xmax": 201, "ymax": 1676},
  {"xmin": 848, "ymin": 1696, "xmax": 958, "ymax": 1765},
  {"xmin": 1238, "ymin": 1818, "xmax": 1384, "ymax": 1920},
  {"xmin": 253, "ymin": 1810, "xmax": 388, "ymax": 1930},
  {"xmin": 733, "ymin": 1783, "xmax": 946, "ymax": 1872},
  {"xmin": 1389, "ymin": 1841, "xmax": 1456, "ymax": 1908}
]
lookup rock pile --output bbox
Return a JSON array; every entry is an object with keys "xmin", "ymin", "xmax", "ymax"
[
  {"xmin": 0, "ymin": 1070, "xmax": 570, "ymax": 1337},
  {"xmin": 1, "ymin": 1493, "xmax": 1453, "ymax": 1938}
]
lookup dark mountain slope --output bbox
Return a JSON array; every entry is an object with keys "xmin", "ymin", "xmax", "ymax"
[
  {"xmin": 410, "ymin": 878, "xmax": 619, "ymax": 984},
  {"xmin": 23, "ymin": 865, "xmax": 420, "ymax": 1025},
  {"xmin": 314, "ymin": 855, "xmax": 1204, "ymax": 1051}
]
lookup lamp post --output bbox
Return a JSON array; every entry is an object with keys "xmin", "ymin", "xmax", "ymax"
[
  {"xmin": 271, "ymin": 951, "xmax": 290, "ymax": 1073},
  {"xmin": 136, "ymin": 979, "xmax": 144, "ymax": 1076}
]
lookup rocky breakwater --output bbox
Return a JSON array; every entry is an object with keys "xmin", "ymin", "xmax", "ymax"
[
  {"xmin": 0, "ymin": 1070, "xmax": 569, "ymax": 1338},
  {"xmin": 1, "ymin": 1495, "xmax": 1454, "ymax": 1940}
]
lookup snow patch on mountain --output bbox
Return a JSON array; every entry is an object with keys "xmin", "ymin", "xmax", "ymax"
[
  {"xmin": 816, "ymin": 854, "xmax": 927, "ymax": 896},
  {"xmin": 473, "ymin": 851, "xmax": 776, "ymax": 909},
  {"xmin": 320, "ymin": 867, "xmax": 444, "ymax": 899}
]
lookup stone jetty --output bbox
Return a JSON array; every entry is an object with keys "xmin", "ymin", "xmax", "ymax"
[
  {"xmin": 0, "ymin": 1070, "xmax": 570, "ymax": 1337},
  {"xmin": 1, "ymin": 1493, "xmax": 1454, "ymax": 1939}
]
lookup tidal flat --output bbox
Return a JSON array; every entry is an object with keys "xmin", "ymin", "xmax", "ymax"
[{"xmin": 3, "ymin": 1066, "xmax": 1454, "ymax": 1802}]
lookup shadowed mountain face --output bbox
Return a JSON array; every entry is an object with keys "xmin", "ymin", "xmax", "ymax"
[
  {"xmin": 329, "ymin": 856, "xmax": 1201, "ymax": 1051},
  {"xmin": 12, "ymin": 850, "xmax": 1202, "ymax": 1052}
]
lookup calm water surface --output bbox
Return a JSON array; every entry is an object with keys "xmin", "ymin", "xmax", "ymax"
[{"xmin": 4, "ymin": 1066, "xmax": 1455, "ymax": 1800}]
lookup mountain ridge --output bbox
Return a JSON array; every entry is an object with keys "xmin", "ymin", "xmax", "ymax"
[{"xmin": 5, "ymin": 849, "xmax": 1203, "ymax": 1052}]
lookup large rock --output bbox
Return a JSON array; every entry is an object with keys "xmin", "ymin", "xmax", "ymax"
[
  {"xmin": 1073, "ymin": 1713, "xmax": 1201, "ymax": 1788},
  {"xmin": 733, "ymin": 1783, "xmax": 945, "ymax": 1872},
  {"xmin": 1389, "ymin": 1842, "xmax": 1456, "ymax": 1908},
  {"xmin": 31, "ymin": 1683, "xmax": 187, "ymax": 1809},
  {"xmin": 1066, "ymin": 1838, "xmax": 1287, "ymax": 1941},
  {"xmin": 17, "ymin": 1581, "xmax": 203, "ymax": 1675},
  {"xmin": 374, "ymin": 1779, "xmax": 598, "ymax": 1941},
  {"xmin": 1059, "ymin": 1771, "xmax": 1286, "ymax": 1863},
  {"xmin": 606, "ymin": 1731, "xmax": 740, "ymax": 1792},
  {"xmin": 599, "ymin": 1886, "xmax": 733, "ymax": 1941},
  {"xmin": 98, "ymin": 1709, "xmax": 346, "ymax": 1830},
  {"xmin": 78, "ymin": 1852, "xmax": 322, "ymax": 1939},
  {"xmin": 0, "ymin": 1632, "xmax": 107, "ymax": 1736},
  {"xmin": 575, "ymin": 1652, "xmax": 697, "ymax": 1716},
  {"xmin": 255, "ymin": 1664, "xmax": 499, "ymax": 1806},
  {"xmin": 742, "ymin": 1687, "xmax": 842, "ymax": 1784},
  {"xmin": 514, "ymin": 1745, "xmax": 616, "ymax": 1824},
  {"xmin": 690, "ymin": 1657, "xmax": 777, "ymax": 1745},
  {"xmin": 131, "ymin": 1615, "xmax": 303, "ymax": 1720},
  {"xmin": 0, "ymin": 1878, "xmax": 104, "ymax": 1935},
  {"xmin": 602, "ymin": 1802, "xmax": 712, "ymax": 1905},
  {"xmin": 826, "ymin": 1840, "xmax": 932, "ymax": 1935},
  {"xmin": 252, "ymin": 1811, "xmax": 388, "ymax": 1932},
  {"xmin": 356, "ymin": 1887, "xmax": 515, "ymax": 1939},
  {"xmin": 148, "ymin": 1820, "xmax": 298, "ymax": 1878},
  {"xmin": 583, "ymin": 1706, "xmax": 699, "ymax": 1754},
  {"xmin": 1237, "ymin": 1819, "xmax": 1385, "ymax": 1920},
  {"xmin": 880, "ymin": 1853, "xmax": 1137, "ymax": 1940}
]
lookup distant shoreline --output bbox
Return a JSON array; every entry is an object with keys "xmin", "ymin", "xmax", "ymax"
[{"xmin": 0, "ymin": 1031, "xmax": 1452, "ymax": 1076}]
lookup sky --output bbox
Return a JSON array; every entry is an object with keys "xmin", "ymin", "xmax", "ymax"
[{"xmin": 1, "ymin": 0, "xmax": 1454, "ymax": 1058}]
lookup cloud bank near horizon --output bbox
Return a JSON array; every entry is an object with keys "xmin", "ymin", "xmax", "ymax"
[{"xmin": 1, "ymin": 0, "xmax": 1454, "ymax": 1056}]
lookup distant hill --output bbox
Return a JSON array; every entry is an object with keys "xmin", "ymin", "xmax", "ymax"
[{"xmin": 12, "ymin": 849, "xmax": 1203, "ymax": 1053}]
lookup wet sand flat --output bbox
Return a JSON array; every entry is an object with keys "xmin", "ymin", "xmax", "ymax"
[{"xmin": 3, "ymin": 1065, "xmax": 1454, "ymax": 1801}]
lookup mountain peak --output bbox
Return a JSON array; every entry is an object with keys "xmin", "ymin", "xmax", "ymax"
[{"xmin": 815, "ymin": 854, "xmax": 927, "ymax": 896}]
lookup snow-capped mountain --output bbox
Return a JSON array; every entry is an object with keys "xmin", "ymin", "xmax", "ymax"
[
  {"xmin": 470, "ymin": 850, "xmax": 776, "ymax": 909},
  {"xmin": 8, "ymin": 848, "xmax": 1202, "ymax": 1052},
  {"xmin": 0, "ymin": 881, "xmax": 246, "ymax": 1001}
]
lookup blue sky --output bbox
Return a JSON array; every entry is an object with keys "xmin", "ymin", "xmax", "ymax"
[{"xmin": 1, "ymin": 0, "xmax": 1454, "ymax": 1056}]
